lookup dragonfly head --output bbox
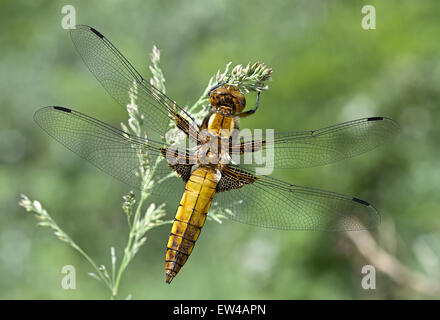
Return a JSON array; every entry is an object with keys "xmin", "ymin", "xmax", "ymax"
[{"xmin": 209, "ymin": 84, "xmax": 246, "ymax": 113}]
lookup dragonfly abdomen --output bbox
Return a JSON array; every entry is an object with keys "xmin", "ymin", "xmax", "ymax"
[{"xmin": 165, "ymin": 166, "xmax": 219, "ymax": 284}]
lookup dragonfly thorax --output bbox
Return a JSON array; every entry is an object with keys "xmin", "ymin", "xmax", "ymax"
[
  {"xmin": 195, "ymin": 136, "xmax": 232, "ymax": 167},
  {"xmin": 197, "ymin": 107, "xmax": 238, "ymax": 168}
]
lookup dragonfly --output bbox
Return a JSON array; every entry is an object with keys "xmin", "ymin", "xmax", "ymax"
[{"xmin": 34, "ymin": 25, "xmax": 399, "ymax": 284}]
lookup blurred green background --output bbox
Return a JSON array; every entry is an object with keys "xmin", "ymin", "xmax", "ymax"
[{"xmin": 1, "ymin": 0, "xmax": 440, "ymax": 299}]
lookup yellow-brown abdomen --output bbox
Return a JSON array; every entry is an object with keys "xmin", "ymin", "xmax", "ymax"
[{"xmin": 165, "ymin": 166, "xmax": 219, "ymax": 284}]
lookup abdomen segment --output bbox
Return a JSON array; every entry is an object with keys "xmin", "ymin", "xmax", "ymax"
[{"xmin": 165, "ymin": 167, "xmax": 219, "ymax": 284}]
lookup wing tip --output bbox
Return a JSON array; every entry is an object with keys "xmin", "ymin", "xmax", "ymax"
[
  {"xmin": 367, "ymin": 116, "xmax": 401, "ymax": 130},
  {"xmin": 33, "ymin": 106, "xmax": 73, "ymax": 129},
  {"xmin": 351, "ymin": 197, "xmax": 381, "ymax": 229}
]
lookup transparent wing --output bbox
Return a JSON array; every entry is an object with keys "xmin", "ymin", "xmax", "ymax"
[
  {"xmin": 213, "ymin": 165, "xmax": 379, "ymax": 231},
  {"xmin": 235, "ymin": 117, "xmax": 399, "ymax": 169},
  {"xmin": 70, "ymin": 24, "xmax": 200, "ymax": 142},
  {"xmin": 34, "ymin": 106, "xmax": 186, "ymax": 206},
  {"xmin": 34, "ymin": 107, "xmax": 381, "ymax": 231}
]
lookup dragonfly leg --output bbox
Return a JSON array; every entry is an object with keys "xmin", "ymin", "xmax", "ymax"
[{"xmin": 236, "ymin": 91, "xmax": 261, "ymax": 118}]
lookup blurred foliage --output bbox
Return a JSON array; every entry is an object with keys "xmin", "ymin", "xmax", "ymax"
[{"xmin": 1, "ymin": 0, "xmax": 440, "ymax": 299}]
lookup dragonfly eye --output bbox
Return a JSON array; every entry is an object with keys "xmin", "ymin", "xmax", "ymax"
[
  {"xmin": 207, "ymin": 81, "xmax": 226, "ymax": 97},
  {"xmin": 209, "ymin": 85, "xmax": 246, "ymax": 112},
  {"xmin": 231, "ymin": 90, "xmax": 246, "ymax": 112}
]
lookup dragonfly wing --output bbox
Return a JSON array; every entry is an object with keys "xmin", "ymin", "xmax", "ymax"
[
  {"xmin": 70, "ymin": 25, "xmax": 200, "ymax": 142},
  {"xmin": 34, "ymin": 106, "xmax": 189, "ymax": 205},
  {"xmin": 235, "ymin": 117, "xmax": 399, "ymax": 170},
  {"xmin": 213, "ymin": 165, "xmax": 379, "ymax": 231}
]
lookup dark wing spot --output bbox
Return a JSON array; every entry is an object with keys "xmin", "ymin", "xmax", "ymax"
[
  {"xmin": 53, "ymin": 106, "xmax": 71, "ymax": 113},
  {"xmin": 367, "ymin": 117, "xmax": 384, "ymax": 122},
  {"xmin": 352, "ymin": 197, "xmax": 370, "ymax": 206},
  {"xmin": 90, "ymin": 27, "xmax": 104, "ymax": 39}
]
